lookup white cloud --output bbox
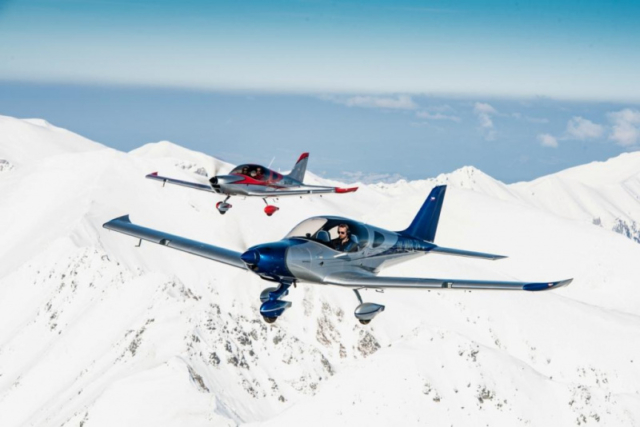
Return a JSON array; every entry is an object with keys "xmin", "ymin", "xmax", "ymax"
[
  {"xmin": 539, "ymin": 116, "xmax": 605, "ymax": 148},
  {"xmin": 473, "ymin": 102, "xmax": 498, "ymax": 140},
  {"xmin": 565, "ymin": 116, "xmax": 604, "ymax": 140},
  {"xmin": 538, "ymin": 133, "xmax": 558, "ymax": 148},
  {"xmin": 322, "ymin": 94, "xmax": 418, "ymax": 110},
  {"xmin": 474, "ymin": 102, "xmax": 497, "ymax": 116},
  {"xmin": 415, "ymin": 111, "xmax": 461, "ymax": 122},
  {"xmin": 607, "ymin": 109, "xmax": 640, "ymax": 146}
]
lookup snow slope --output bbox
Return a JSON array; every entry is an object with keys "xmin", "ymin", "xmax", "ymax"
[
  {"xmin": 510, "ymin": 153, "xmax": 640, "ymax": 243},
  {"xmin": 0, "ymin": 116, "xmax": 104, "ymax": 167},
  {"xmin": 1, "ymin": 115, "xmax": 639, "ymax": 427}
]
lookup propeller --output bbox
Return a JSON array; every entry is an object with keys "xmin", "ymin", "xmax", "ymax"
[
  {"xmin": 203, "ymin": 154, "xmax": 223, "ymax": 179},
  {"xmin": 202, "ymin": 153, "xmax": 234, "ymax": 187}
]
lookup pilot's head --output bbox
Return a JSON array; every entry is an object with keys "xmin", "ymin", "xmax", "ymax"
[
  {"xmin": 250, "ymin": 170, "xmax": 257, "ymax": 177},
  {"xmin": 337, "ymin": 224, "xmax": 350, "ymax": 240},
  {"xmin": 257, "ymin": 167, "xmax": 263, "ymax": 174}
]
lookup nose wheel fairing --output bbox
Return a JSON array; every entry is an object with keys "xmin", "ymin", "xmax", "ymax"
[
  {"xmin": 216, "ymin": 196, "xmax": 232, "ymax": 214},
  {"xmin": 216, "ymin": 201, "xmax": 232, "ymax": 214},
  {"xmin": 259, "ymin": 282, "xmax": 293, "ymax": 323}
]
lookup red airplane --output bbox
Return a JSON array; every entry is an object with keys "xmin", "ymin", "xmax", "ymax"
[{"xmin": 146, "ymin": 153, "xmax": 358, "ymax": 216}]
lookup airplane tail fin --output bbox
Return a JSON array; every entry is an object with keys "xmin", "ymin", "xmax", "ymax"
[
  {"xmin": 287, "ymin": 153, "xmax": 309, "ymax": 182},
  {"xmin": 399, "ymin": 185, "xmax": 447, "ymax": 242}
]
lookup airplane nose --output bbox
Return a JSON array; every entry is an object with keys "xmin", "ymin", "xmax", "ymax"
[
  {"xmin": 210, "ymin": 175, "xmax": 243, "ymax": 185},
  {"xmin": 240, "ymin": 249, "xmax": 260, "ymax": 266},
  {"xmin": 240, "ymin": 242, "xmax": 293, "ymax": 279}
]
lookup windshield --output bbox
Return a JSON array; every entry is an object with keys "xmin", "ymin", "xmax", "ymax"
[
  {"xmin": 285, "ymin": 218, "xmax": 328, "ymax": 239},
  {"xmin": 286, "ymin": 217, "xmax": 369, "ymax": 252}
]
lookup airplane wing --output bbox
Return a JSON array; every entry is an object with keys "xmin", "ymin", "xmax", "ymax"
[
  {"xmin": 247, "ymin": 185, "xmax": 358, "ymax": 197},
  {"xmin": 324, "ymin": 271, "xmax": 572, "ymax": 291},
  {"xmin": 146, "ymin": 172, "xmax": 215, "ymax": 192},
  {"xmin": 102, "ymin": 215, "xmax": 247, "ymax": 270},
  {"xmin": 429, "ymin": 246, "xmax": 506, "ymax": 260}
]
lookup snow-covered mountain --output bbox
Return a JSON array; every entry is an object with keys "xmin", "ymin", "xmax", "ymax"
[
  {"xmin": 510, "ymin": 154, "xmax": 640, "ymax": 244},
  {"xmin": 1, "ymin": 114, "xmax": 639, "ymax": 427},
  {"xmin": 371, "ymin": 157, "xmax": 640, "ymax": 246}
]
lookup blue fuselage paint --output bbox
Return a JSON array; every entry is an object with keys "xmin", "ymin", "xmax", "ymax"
[{"xmin": 242, "ymin": 240, "xmax": 305, "ymax": 280}]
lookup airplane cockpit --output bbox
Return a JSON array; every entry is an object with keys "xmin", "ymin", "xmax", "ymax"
[
  {"xmin": 230, "ymin": 164, "xmax": 273, "ymax": 181},
  {"xmin": 285, "ymin": 217, "xmax": 369, "ymax": 252}
]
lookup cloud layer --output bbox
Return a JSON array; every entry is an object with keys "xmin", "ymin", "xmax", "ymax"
[
  {"xmin": 323, "ymin": 95, "xmax": 418, "ymax": 110},
  {"xmin": 608, "ymin": 109, "xmax": 640, "ymax": 146}
]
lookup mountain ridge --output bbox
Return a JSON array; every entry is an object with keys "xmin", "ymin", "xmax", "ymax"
[{"xmin": 1, "ymin": 115, "xmax": 639, "ymax": 427}]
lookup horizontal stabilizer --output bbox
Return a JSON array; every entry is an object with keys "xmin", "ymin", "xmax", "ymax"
[{"xmin": 430, "ymin": 245, "xmax": 506, "ymax": 260}]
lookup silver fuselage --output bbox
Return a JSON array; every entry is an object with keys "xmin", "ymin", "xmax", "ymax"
[{"xmin": 244, "ymin": 216, "xmax": 433, "ymax": 285}]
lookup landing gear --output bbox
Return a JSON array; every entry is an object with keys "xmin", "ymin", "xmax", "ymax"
[
  {"xmin": 259, "ymin": 281, "xmax": 293, "ymax": 323},
  {"xmin": 353, "ymin": 289, "xmax": 385, "ymax": 325},
  {"xmin": 263, "ymin": 198, "xmax": 279, "ymax": 216},
  {"xmin": 216, "ymin": 196, "xmax": 232, "ymax": 215}
]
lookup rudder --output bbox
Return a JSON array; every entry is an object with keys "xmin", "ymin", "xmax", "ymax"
[
  {"xmin": 399, "ymin": 185, "xmax": 447, "ymax": 242},
  {"xmin": 287, "ymin": 152, "xmax": 309, "ymax": 182}
]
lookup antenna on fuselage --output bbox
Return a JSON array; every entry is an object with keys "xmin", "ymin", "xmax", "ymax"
[{"xmin": 268, "ymin": 156, "xmax": 276, "ymax": 169}]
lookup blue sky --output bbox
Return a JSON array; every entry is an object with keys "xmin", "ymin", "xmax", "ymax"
[{"xmin": 1, "ymin": 1, "xmax": 639, "ymax": 182}]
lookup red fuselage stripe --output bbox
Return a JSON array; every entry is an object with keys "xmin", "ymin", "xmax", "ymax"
[{"xmin": 229, "ymin": 174, "xmax": 286, "ymax": 188}]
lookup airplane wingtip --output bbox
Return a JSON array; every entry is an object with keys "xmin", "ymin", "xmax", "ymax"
[
  {"xmin": 523, "ymin": 278, "xmax": 573, "ymax": 291},
  {"xmin": 103, "ymin": 214, "xmax": 131, "ymax": 229},
  {"xmin": 336, "ymin": 187, "xmax": 358, "ymax": 193}
]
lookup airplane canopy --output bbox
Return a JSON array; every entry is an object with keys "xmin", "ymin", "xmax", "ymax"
[
  {"xmin": 230, "ymin": 164, "xmax": 282, "ymax": 182},
  {"xmin": 285, "ymin": 216, "xmax": 369, "ymax": 250}
]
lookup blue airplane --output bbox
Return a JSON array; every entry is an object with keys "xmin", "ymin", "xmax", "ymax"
[{"xmin": 103, "ymin": 185, "xmax": 571, "ymax": 324}]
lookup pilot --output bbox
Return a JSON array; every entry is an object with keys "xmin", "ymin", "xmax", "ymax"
[
  {"xmin": 241, "ymin": 166, "xmax": 249, "ymax": 176},
  {"xmin": 255, "ymin": 167, "xmax": 265, "ymax": 180},
  {"xmin": 331, "ymin": 224, "xmax": 357, "ymax": 253}
]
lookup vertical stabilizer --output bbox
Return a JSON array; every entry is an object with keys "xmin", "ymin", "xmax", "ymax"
[
  {"xmin": 287, "ymin": 153, "xmax": 309, "ymax": 182},
  {"xmin": 399, "ymin": 185, "xmax": 447, "ymax": 242}
]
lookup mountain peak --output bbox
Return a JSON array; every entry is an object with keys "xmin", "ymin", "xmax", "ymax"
[
  {"xmin": 0, "ymin": 115, "xmax": 105, "ymax": 167},
  {"xmin": 131, "ymin": 140, "xmax": 233, "ymax": 177}
]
